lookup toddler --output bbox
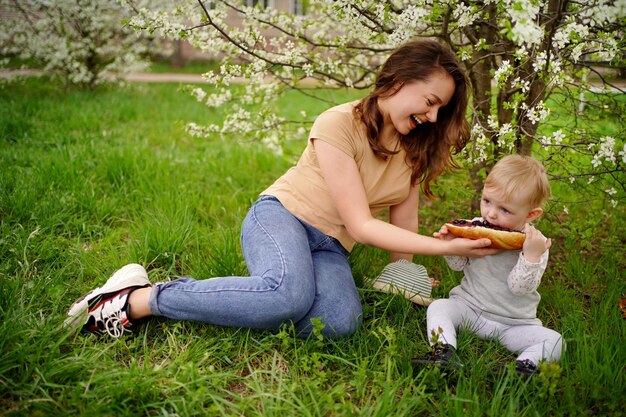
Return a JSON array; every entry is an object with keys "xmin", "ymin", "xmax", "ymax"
[{"xmin": 414, "ymin": 154, "xmax": 563, "ymax": 375}]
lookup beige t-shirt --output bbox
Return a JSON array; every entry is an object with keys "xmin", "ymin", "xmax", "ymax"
[{"xmin": 262, "ymin": 101, "xmax": 413, "ymax": 252}]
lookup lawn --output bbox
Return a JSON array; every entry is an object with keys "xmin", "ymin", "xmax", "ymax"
[{"xmin": 0, "ymin": 77, "xmax": 624, "ymax": 416}]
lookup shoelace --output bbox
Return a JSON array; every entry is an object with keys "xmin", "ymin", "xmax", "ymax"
[
  {"xmin": 103, "ymin": 310, "xmax": 130, "ymax": 338},
  {"xmin": 96, "ymin": 293, "xmax": 131, "ymax": 338}
]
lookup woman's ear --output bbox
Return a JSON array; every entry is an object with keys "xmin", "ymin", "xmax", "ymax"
[{"xmin": 526, "ymin": 207, "xmax": 543, "ymax": 222}]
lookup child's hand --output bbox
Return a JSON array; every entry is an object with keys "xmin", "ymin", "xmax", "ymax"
[{"xmin": 522, "ymin": 224, "xmax": 551, "ymax": 263}]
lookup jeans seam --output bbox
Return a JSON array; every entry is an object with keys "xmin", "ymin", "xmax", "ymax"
[
  {"xmin": 310, "ymin": 235, "xmax": 332, "ymax": 251},
  {"xmin": 313, "ymin": 236, "xmax": 349, "ymax": 257},
  {"xmin": 249, "ymin": 198, "xmax": 286, "ymax": 291},
  {"xmin": 161, "ymin": 201, "xmax": 288, "ymax": 295}
]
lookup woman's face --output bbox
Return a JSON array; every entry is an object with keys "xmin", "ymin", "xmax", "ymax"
[{"xmin": 378, "ymin": 72, "xmax": 455, "ymax": 136}]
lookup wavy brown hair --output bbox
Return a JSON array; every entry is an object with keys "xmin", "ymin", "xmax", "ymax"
[{"xmin": 353, "ymin": 39, "xmax": 470, "ymax": 198}]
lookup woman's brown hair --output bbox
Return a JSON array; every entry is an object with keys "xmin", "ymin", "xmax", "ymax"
[{"xmin": 353, "ymin": 39, "xmax": 470, "ymax": 198}]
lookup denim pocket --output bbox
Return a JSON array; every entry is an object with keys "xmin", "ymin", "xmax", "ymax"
[{"xmin": 257, "ymin": 194, "xmax": 280, "ymax": 203}]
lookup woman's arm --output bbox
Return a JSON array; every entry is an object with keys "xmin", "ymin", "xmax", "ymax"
[
  {"xmin": 433, "ymin": 225, "xmax": 470, "ymax": 270},
  {"xmin": 389, "ymin": 184, "xmax": 419, "ymax": 262},
  {"xmin": 314, "ymin": 139, "xmax": 498, "ymax": 257}
]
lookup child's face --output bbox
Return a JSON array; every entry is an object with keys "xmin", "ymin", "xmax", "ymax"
[{"xmin": 480, "ymin": 186, "xmax": 533, "ymax": 231}]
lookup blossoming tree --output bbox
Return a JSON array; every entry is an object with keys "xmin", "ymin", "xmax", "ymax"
[
  {"xmin": 132, "ymin": 0, "xmax": 624, "ymax": 208},
  {"xmin": 0, "ymin": 0, "xmax": 153, "ymax": 88}
]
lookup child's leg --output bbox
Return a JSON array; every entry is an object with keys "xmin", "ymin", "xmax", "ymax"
[
  {"xmin": 499, "ymin": 324, "xmax": 563, "ymax": 364},
  {"xmin": 426, "ymin": 298, "xmax": 476, "ymax": 347}
]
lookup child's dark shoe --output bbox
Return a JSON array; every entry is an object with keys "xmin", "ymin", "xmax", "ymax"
[
  {"xmin": 495, "ymin": 359, "xmax": 539, "ymax": 377},
  {"xmin": 514, "ymin": 359, "xmax": 538, "ymax": 376},
  {"xmin": 412, "ymin": 344, "xmax": 463, "ymax": 369}
]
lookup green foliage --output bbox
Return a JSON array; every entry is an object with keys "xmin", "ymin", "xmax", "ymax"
[
  {"xmin": 148, "ymin": 59, "xmax": 222, "ymax": 75},
  {"xmin": 0, "ymin": 78, "xmax": 624, "ymax": 416},
  {"xmin": 537, "ymin": 362, "xmax": 563, "ymax": 400},
  {"xmin": 1, "ymin": 1, "xmax": 152, "ymax": 88}
]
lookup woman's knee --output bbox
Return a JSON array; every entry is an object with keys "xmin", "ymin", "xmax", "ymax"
[
  {"xmin": 324, "ymin": 304, "xmax": 363, "ymax": 338},
  {"xmin": 270, "ymin": 293, "xmax": 316, "ymax": 326},
  {"xmin": 296, "ymin": 301, "xmax": 363, "ymax": 338}
]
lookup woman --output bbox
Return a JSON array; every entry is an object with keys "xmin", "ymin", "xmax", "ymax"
[{"xmin": 66, "ymin": 39, "xmax": 496, "ymax": 339}]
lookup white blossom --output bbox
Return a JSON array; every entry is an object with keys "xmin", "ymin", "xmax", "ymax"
[
  {"xmin": 466, "ymin": 124, "xmax": 489, "ymax": 163},
  {"xmin": 119, "ymin": 0, "xmax": 623, "ymax": 208},
  {"xmin": 186, "ymin": 122, "xmax": 219, "ymax": 138},
  {"xmin": 522, "ymin": 101, "xmax": 550, "ymax": 124},
  {"xmin": 541, "ymin": 129, "xmax": 572, "ymax": 150},
  {"xmin": 262, "ymin": 134, "xmax": 284, "ymax": 156},
  {"xmin": 487, "ymin": 114, "xmax": 499, "ymax": 130},
  {"xmin": 513, "ymin": 77, "xmax": 531, "ymax": 94},
  {"xmin": 596, "ymin": 37, "xmax": 619, "ymax": 61},
  {"xmin": 533, "ymin": 52, "xmax": 547, "ymax": 73},
  {"xmin": 191, "ymin": 88, "xmax": 207, "ymax": 102},
  {"xmin": 389, "ymin": 6, "xmax": 429, "ymax": 46},
  {"xmin": 458, "ymin": 48, "xmax": 472, "ymax": 61},
  {"xmin": 494, "ymin": 60, "xmax": 512, "ymax": 86},
  {"xmin": 498, "ymin": 123, "xmax": 514, "ymax": 137},
  {"xmin": 591, "ymin": 136, "xmax": 617, "ymax": 167},
  {"xmin": 204, "ymin": 89, "xmax": 233, "ymax": 108},
  {"xmin": 570, "ymin": 44, "xmax": 586, "ymax": 63},
  {"xmin": 511, "ymin": 21, "xmax": 544, "ymax": 47},
  {"xmin": 1, "ymin": 0, "xmax": 153, "ymax": 87},
  {"xmin": 514, "ymin": 46, "xmax": 528, "ymax": 60},
  {"xmin": 453, "ymin": 3, "xmax": 477, "ymax": 27}
]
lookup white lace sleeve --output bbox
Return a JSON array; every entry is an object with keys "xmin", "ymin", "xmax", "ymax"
[
  {"xmin": 507, "ymin": 250, "xmax": 549, "ymax": 294},
  {"xmin": 444, "ymin": 256, "xmax": 469, "ymax": 271}
]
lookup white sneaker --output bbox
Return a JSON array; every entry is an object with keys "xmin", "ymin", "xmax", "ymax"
[{"xmin": 65, "ymin": 264, "xmax": 151, "ymax": 337}]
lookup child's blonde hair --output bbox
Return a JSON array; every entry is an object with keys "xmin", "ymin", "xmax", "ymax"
[{"xmin": 485, "ymin": 154, "xmax": 551, "ymax": 208}]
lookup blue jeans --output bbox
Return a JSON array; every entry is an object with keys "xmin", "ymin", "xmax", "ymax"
[{"xmin": 148, "ymin": 195, "xmax": 363, "ymax": 337}]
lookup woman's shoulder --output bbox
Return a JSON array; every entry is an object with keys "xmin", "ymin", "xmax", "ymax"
[
  {"xmin": 317, "ymin": 100, "xmax": 360, "ymax": 119},
  {"xmin": 313, "ymin": 101, "xmax": 362, "ymax": 130},
  {"xmin": 310, "ymin": 100, "xmax": 367, "ymax": 152}
]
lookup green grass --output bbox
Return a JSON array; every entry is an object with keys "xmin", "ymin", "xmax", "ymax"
[
  {"xmin": 1, "ymin": 78, "xmax": 625, "ymax": 416},
  {"xmin": 147, "ymin": 59, "xmax": 222, "ymax": 75}
]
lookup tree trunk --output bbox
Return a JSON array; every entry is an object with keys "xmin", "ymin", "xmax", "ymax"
[
  {"xmin": 171, "ymin": 39, "xmax": 185, "ymax": 69},
  {"xmin": 515, "ymin": 0, "xmax": 565, "ymax": 155},
  {"xmin": 468, "ymin": 58, "xmax": 492, "ymax": 213},
  {"xmin": 516, "ymin": 62, "xmax": 546, "ymax": 155},
  {"xmin": 463, "ymin": 2, "xmax": 498, "ymax": 212}
]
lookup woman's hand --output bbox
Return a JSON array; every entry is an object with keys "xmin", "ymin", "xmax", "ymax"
[
  {"xmin": 435, "ymin": 224, "xmax": 501, "ymax": 257},
  {"xmin": 433, "ymin": 224, "xmax": 455, "ymax": 241},
  {"xmin": 446, "ymin": 236, "xmax": 501, "ymax": 257},
  {"xmin": 522, "ymin": 224, "xmax": 551, "ymax": 263}
]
